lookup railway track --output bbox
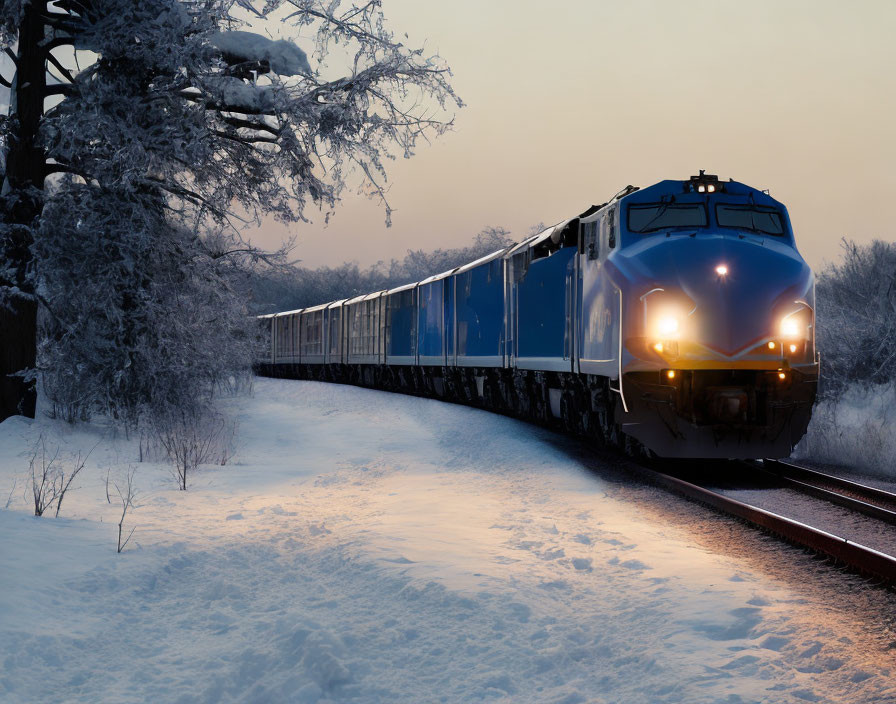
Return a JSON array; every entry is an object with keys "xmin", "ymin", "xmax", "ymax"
[
  {"xmin": 632, "ymin": 458, "xmax": 896, "ymax": 586},
  {"xmin": 758, "ymin": 459, "xmax": 896, "ymax": 524}
]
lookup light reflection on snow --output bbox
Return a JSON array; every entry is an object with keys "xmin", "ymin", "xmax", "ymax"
[{"xmin": 0, "ymin": 379, "xmax": 894, "ymax": 703}]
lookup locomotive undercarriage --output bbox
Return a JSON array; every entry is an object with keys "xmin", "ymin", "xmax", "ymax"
[
  {"xmin": 621, "ymin": 369, "xmax": 816, "ymax": 459},
  {"xmin": 256, "ymin": 363, "xmax": 814, "ymax": 459}
]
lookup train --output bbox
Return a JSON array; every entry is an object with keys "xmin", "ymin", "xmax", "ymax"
[{"xmin": 256, "ymin": 172, "xmax": 819, "ymax": 459}]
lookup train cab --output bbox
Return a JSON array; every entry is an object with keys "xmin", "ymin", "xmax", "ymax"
[{"xmin": 605, "ymin": 172, "xmax": 819, "ymax": 457}]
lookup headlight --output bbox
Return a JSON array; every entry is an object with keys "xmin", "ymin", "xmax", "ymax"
[
  {"xmin": 780, "ymin": 318, "xmax": 800, "ymax": 337},
  {"xmin": 657, "ymin": 316, "xmax": 680, "ymax": 337},
  {"xmin": 779, "ymin": 306, "xmax": 812, "ymax": 340}
]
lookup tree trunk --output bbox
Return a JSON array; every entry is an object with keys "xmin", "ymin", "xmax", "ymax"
[{"xmin": 1, "ymin": 0, "xmax": 47, "ymax": 421}]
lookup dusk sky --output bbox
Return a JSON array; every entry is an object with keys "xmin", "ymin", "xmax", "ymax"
[{"xmin": 252, "ymin": 0, "xmax": 896, "ymax": 271}]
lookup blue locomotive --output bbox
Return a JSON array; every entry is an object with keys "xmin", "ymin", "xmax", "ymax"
[{"xmin": 258, "ymin": 172, "xmax": 819, "ymax": 459}]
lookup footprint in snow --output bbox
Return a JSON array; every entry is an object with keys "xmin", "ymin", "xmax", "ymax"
[{"xmin": 607, "ymin": 556, "xmax": 650, "ymax": 570}]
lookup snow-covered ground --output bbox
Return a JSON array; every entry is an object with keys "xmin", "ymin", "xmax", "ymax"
[
  {"xmin": 795, "ymin": 383, "xmax": 896, "ymax": 480},
  {"xmin": 1, "ymin": 379, "xmax": 895, "ymax": 704}
]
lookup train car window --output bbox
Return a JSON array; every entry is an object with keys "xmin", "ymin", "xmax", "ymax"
[
  {"xmin": 608, "ymin": 207, "xmax": 617, "ymax": 249},
  {"xmin": 715, "ymin": 204, "xmax": 785, "ymax": 235},
  {"xmin": 585, "ymin": 222, "xmax": 599, "ymax": 260},
  {"xmin": 628, "ymin": 203, "xmax": 707, "ymax": 233}
]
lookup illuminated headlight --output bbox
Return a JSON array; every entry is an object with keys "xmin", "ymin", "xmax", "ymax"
[
  {"xmin": 780, "ymin": 319, "xmax": 800, "ymax": 337},
  {"xmin": 778, "ymin": 306, "xmax": 813, "ymax": 341},
  {"xmin": 657, "ymin": 316, "xmax": 680, "ymax": 337}
]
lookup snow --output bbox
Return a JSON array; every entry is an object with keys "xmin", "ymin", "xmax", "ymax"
[
  {"xmin": 205, "ymin": 75, "xmax": 275, "ymax": 111},
  {"xmin": 210, "ymin": 31, "xmax": 311, "ymax": 77},
  {"xmin": 1, "ymin": 379, "xmax": 895, "ymax": 703},
  {"xmin": 795, "ymin": 383, "xmax": 896, "ymax": 478}
]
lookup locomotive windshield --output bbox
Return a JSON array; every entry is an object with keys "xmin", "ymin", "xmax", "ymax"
[
  {"xmin": 715, "ymin": 204, "xmax": 785, "ymax": 235},
  {"xmin": 627, "ymin": 203, "xmax": 707, "ymax": 233}
]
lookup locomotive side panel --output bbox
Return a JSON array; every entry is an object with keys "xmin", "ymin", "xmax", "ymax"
[
  {"xmin": 513, "ymin": 246, "xmax": 576, "ymax": 372},
  {"xmin": 577, "ymin": 211, "xmax": 620, "ymax": 379}
]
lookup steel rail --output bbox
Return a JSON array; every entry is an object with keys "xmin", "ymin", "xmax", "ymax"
[
  {"xmin": 762, "ymin": 459, "xmax": 896, "ymax": 513},
  {"xmin": 631, "ymin": 462, "xmax": 896, "ymax": 585},
  {"xmin": 748, "ymin": 460, "xmax": 896, "ymax": 526}
]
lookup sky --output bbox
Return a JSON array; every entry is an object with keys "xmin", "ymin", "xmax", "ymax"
[{"xmin": 248, "ymin": 0, "xmax": 896, "ymax": 272}]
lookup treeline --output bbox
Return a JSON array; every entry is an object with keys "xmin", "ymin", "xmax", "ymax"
[
  {"xmin": 249, "ymin": 226, "xmax": 515, "ymax": 314},
  {"xmin": 816, "ymin": 239, "xmax": 896, "ymax": 398}
]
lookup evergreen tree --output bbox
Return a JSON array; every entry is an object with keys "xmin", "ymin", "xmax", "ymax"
[{"xmin": 0, "ymin": 0, "xmax": 460, "ymax": 420}]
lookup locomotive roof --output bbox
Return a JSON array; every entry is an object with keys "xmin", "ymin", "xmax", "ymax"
[{"xmin": 622, "ymin": 178, "xmax": 786, "ymax": 209}]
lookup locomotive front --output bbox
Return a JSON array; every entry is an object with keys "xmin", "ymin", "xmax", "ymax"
[{"xmin": 612, "ymin": 173, "xmax": 819, "ymax": 458}]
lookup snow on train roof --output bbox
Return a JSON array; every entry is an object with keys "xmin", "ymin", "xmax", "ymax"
[
  {"xmin": 505, "ymin": 218, "xmax": 577, "ymax": 257},
  {"xmin": 385, "ymin": 281, "xmax": 418, "ymax": 296},
  {"xmin": 272, "ymin": 308, "xmax": 304, "ymax": 318},
  {"xmin": 344, "ymin": 290, "xmax": 386, "ymax": 305},
  {"xmin": 301, "ymin": 302, "xmax": 331, "ymax": 314},
  {"xmin": 419, "ymin": 267, "xmax": 460, "ymax": 286},
  {"xmin": 452, "ymin": 248, "xmax": 508, "ymax": 275}
]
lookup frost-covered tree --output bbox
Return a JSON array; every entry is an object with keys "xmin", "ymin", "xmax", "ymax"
[
  {"xmin": 0, "ymin": 0, "xmax": 460, "ymax": 420},
  {"xmin": 35, "ymin": 186, "xmax": 260, "ymax": 422},
  {"xmin": 250, "ymin": 225, "xmax": 514, "ymax": 312},
  {"xmin": 816, "ymin": 239, "xmax": 896, "ymax": 398}
]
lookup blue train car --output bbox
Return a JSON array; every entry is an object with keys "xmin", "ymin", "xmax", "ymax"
[
  {"xmin": 507, "ymin": 223, "xmax": 578, "ymax": 373},
  {"xmin": 259, "ymin": 172, "xmax": 820, "ymax": 460},
  {"xmin": 453, "ymin": 250, "xmax": 505, "ymax": 368},
  {"xmin": 417, "ymin": 271, "xmax": 452, "ymax": 367},
  {"xmin": 385, "ymin": 283, "xmax": 417, "ymax": 365}
]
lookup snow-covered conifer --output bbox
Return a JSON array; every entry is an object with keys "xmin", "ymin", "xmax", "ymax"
[{"xmin": 0, "ymin": 0, "xmax": 460, "ymax": 421}]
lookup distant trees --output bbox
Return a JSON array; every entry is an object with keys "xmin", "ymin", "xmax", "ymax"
[
  {"xmin": 815, "ymin": 239, "xmax": 896, "ymax": 398},
  {"xmin": 0, "ymin": 0, "xmax": 459, "ymax": 423},
  {"xmin": 251, "ymin": 225, "xmax": 514, "ymax": 313}
]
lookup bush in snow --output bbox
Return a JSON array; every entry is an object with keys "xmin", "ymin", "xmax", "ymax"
[
  {"xmin": 113, "ymin": 466, "xmax": 138, "ymax": 552},
  {"xmin": 27, "ymin": 434, "xmax": 88, "ymax": 517},
  {"xmin": 147, "ymin": 405, "xmax": 236, "ymax": 490}
]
